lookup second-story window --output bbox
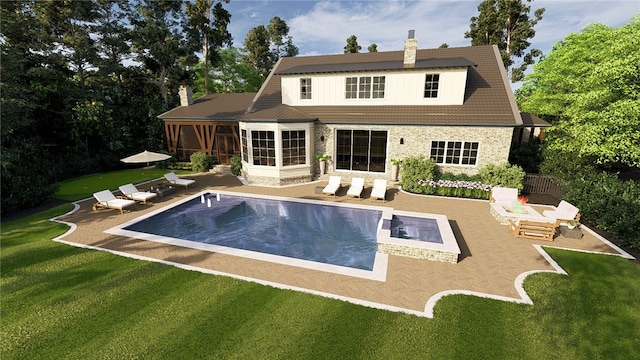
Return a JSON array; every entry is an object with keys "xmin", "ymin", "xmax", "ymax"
[
  {"xmin": 424, "ymin": 74, "xmax": 440, "ymax": 98},
  {"xmin": 372, "ymin": 76, "xmax": 385, "ymax": 98},
  {"xmin": 346, "ymin": 77, "xmax": 358, "ymax": 99},
  {"xmin": 346, "ymin": 76, "xmax": 386, "ymax": 99},
  {"xmin": 300, "ymin": 78, "xmax": 312, "ymax": 99}
]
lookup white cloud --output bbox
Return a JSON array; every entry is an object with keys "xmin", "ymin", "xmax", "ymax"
[{"xmin": 226, "ymin": 0, "xmax": 639, "ymax": 56}]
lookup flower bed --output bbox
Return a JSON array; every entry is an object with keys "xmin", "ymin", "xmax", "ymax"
[{"xmin": 416, "ymin": 179, "xmax": 492, "ymax": 200}]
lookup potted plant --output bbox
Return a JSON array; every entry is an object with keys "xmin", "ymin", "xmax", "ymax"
[
  {"xmin": 316, "ymin": 153, "xmax": 330, "ymax": 175},
  {"xmin": 390, "ymin": 158, "xmax": 402, "ymax": 181},
  {"xmin": 567, "ymin": 220, "xmax": 578, "ymax": 230}
]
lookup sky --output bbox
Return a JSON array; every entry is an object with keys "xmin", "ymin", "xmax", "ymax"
[{"xmin": 222, "ymin": 0, "xmax": 639, "ymax": 86}]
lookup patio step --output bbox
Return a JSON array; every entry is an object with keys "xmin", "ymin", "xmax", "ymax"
[{"xmin": 210, "ymin": 164, "xmax": 232, "ymax": 174}]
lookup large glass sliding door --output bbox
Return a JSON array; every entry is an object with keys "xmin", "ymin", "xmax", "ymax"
[{"xmin": 336, "ymin": 129, "xmax": 387, "ymax": 172}]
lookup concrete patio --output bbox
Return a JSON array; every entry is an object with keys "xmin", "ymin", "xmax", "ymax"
[{"xmin": 52, "ymin": 172, "xmax": 634, "ymax": 317}]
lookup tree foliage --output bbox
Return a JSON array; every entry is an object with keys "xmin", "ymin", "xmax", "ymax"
[
  {"xmin": 192, "ymin": 47, "xmax": 263, "ymax": 95},
  {"xmin": 130, "ymin": 0, "xmax": 196, "ymax": 107},
  {"xmin": 465, "ymin": 0, "xmax": 544, "ymax": 82},
  {"xmin": 186, "ymin": 0, "xmax": 232, "ymax": 94},
  {"xmin": 517, "ymin": 16, "xmax": 640, "ymax": 168},
  {"xmin": 243, "ymin": 17, "xmax": 298, "ymax": 77},
  {"xmin": 344, "ymin": 35, "xmax": 361, "ymax": 54},
  {"xmin": 0, "ymin": 0, "xmax": 217, "ymax": 215}
]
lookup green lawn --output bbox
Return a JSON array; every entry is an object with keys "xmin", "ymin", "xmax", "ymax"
[
  {"xmin": 2, "ymin": 171, "xmax": 639, "ymax": 359},
  {"xmin": 54, "ymin": 168, "xmax": 193, "ymax": 201}
]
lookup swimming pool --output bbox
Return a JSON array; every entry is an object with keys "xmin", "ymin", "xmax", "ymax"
[
  {"xmin": 106, "ymin": 191, "xmax": 390, "ymax": 280},
  {"xmin": 106, "ymin": 191, "xmax": 460, "ymax": 280}
]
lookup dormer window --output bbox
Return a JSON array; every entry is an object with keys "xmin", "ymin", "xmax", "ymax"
[
  {"xmin": 424, "ymin": 74, "xmax": 440, "ymax": 98},
  {"xmin": 300, "ymin": 78, "xmax": 312, "ymax": 99},
  {"xmin": 346, "ymin": 76, "xmax": 386, "ymax": 99}
]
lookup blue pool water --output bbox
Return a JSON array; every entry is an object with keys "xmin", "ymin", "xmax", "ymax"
[
  {"xmin": 389, "ymin": 215, "xmax": 444, "ymax": 244},
  {"xmin": 125, "ymin": 193, "xmax": 382, "ymax": 270}
]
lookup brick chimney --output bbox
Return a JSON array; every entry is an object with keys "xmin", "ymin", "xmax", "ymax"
[
  {"xmin": 403, "ymin": 30, "xmax": 417, "ymax": 67},
  {"xmin": 179, "ymin": 85, "xmax": 194, "ymax": 106}
]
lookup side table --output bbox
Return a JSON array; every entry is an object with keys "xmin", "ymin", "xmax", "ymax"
[
  {"xmin": 152, "ymin": 186, "xmax": 177, "ymax": 197},
  {"xmin": 560, "ymin": 225, "xmax": 583, "ymax": 239}
]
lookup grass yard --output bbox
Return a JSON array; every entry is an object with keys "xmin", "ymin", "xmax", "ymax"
[
  {"xmin": 2, "ymin": 170, "xmax": 639, "ymax": 359},
  {"xmin": 54, "ymin": 168, "xmax": 192, "ymax": 201}
]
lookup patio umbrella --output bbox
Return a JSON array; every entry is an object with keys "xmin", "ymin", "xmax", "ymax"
[{"xmin": 120, "ymin": 150, "xmax": 171, "ymax": 186}]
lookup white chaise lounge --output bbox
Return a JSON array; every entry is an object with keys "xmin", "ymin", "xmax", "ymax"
[
  {"xmin": 164, "ymin": 172, "xmax": 196, "ymax": 189},
  {"xmin": 323, "ymin": 176, "xmax": 342, "ymax": 197},
  {"xmin": 346, "ymin": 177, "xmax": 365, "ymax": 198},
  {"xmin": 118, "ymin": 183, "xmax": 157, "ymax": 205},
  {"xmin": 370, "ymin": 179, "xmax": 387, "ymax": 202},
  {"xmin": 92, "ymin": 190, "xmax": 136, "ymax": 214}
]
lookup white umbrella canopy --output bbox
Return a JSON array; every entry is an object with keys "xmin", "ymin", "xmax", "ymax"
[
  {"xmin": 121, "ymin": 150, "xmax": 172, "ymax": 187},
  {"xmin": 120, "ymin": 150, "xmax": 171, "ymax": 164}
]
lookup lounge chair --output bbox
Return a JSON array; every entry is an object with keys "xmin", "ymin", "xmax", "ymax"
[
  {"xmin": 542, "ymin": 200, "xmax": 581, "ymax": 226},
  {"xmin": 164, "ymin": 172, "xmax": 196, "ymax": 189},
  {"xmin": 118, "ymin": 183, "xmax": 157, "ymax": 205},
  {"xmin": 322, "ymin": 176, "xmax": 342, "ymax": 197},
  {"xmin": 490, "ymin": 186, "xmax": 518, "ymax": 205},
  {"xmin": 346, "ymin": 177, "xmax": 365, "ymax": 198},
  {"xmin": 92, "ymin": 190, "xmax": 136, "ymax": 214},
  {"xmin": 370, "ymin": 179, "xmax": 387, "ymax": 202},
  {"xmin": 509, "ymin": 218, "xmax": 558, "ymax": 241}
]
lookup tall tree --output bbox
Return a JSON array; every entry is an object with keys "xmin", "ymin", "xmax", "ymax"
[
  {"xmin": 94, "ymin": 0, "xmax": 132, "ymax": 86},
  {"xmin": 243, "ymin": 25, "xmax": 273, "ymax": 78},
  {"xmin": 465, "ymin": 0, "xmax": 544, "ymax": 82},
  {"xmin": 517, "ymin": 16, "xmax": 640, "ymax": 169},
  {"xmin": 186, "ymin": 0, "xmax": 232, "ymax": 94},
  {"xmin": 193, "ymin": 47, "xmax": 264, "ymax": 95},
  {"xmin": 368, "ymin": 43, "xmax": 378, "ymax": 52},
  {"xmin": 344, "ymin": 35, "xmax": 361, "ymax": 53},
  {"xmin": 130, "ymin": 0, "xmax": 196, "ymax": 107},
  {"xmin": 243, "ymin": 17, "xmax": 298, "ymax": 77}
]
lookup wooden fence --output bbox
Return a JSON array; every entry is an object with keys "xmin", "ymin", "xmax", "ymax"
[{"xmin": 523, "ymin": 174, "xmax": 566, "ymax": 200}]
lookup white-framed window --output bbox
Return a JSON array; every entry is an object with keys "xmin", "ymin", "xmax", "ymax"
[
  {"xmin": 430, "ymin": 141, "xmax": 479, "ymax": 165},
  {"xmin": 251, "ymin": 130, "xmax": 276, "ymax": 166},
  {"xmin": 241, "ymin": 129, "xmax": 248, "ymax": 162},
  {"xmin": 346, "ymin": 76, "xmax": 386, "ymax": 99},
  {"xmin": 346, "ymin": 77, "xmax": 358, "ymax": 99},
  {"xmin": 282, "ymin": 130, "xmax": 306, "ymax": 166},
  {"xmin": 300, "ymin": 78, "xmax": 312, "ymax": 99},
  {"xmin": 424, "ymin": 74, "xmax": 440, "ymax": 98}
]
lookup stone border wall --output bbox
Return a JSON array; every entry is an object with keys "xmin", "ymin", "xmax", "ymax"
[{"xmin": 377, "ymin": 243, "xmax": 458, "ymax": 264}]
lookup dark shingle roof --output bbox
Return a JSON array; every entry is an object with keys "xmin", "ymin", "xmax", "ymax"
[
  {"xmin": 520, "ymin": 112, "xmax": 551, "ymax": 127},
  {"xmin": 243, "ymin": 45, "xmax": 522, "ymax": 126},
  {"xmin": 276, "ymin": 58, "xmax": 477, "ymax": 75},
  {"xmin": 158, "ymin": 93, "xmax": 256, "ymax": 120}
]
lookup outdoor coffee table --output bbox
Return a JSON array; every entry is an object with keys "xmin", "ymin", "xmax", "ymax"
[{"xmin": 489, "ymin": 203, "xmax": 545, "ymax": 225}]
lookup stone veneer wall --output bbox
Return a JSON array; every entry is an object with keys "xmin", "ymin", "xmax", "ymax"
[
  {"xmin": 315, "ymin": 124, "xmax": 514, "ymax": 178},
  {"xmin": 377, "ymin": 243, "xmax": 459, "ymax": 264},
  {"xmin": 241, "ymin": 170, "xmax": 312, "ymax": 186}
]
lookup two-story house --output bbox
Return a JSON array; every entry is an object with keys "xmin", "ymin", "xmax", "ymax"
[{"xmin": 159, "ymin": 31, "xmax": 547, "ymax": 186}]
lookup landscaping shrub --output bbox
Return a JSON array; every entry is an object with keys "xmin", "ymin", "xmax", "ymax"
[
  {"xmin": 509, "ymin": 139, "xmax": 543, "ymax": 173},
  {"xmin": 479, "ymin": 163, "xmax": 526, "ymax": 191},
  {"xmin": 564, "ymin": 171, "xmax": 640, "ymax": 250},
  {"xmin": 417, "ymin": 179, "xmax": 491, "ymax": 199},
  {"xmin": 399, "ymin": 156, "xmax": 439, "ymax": 194},
  {"xmin": 155, "ymin": 152, "xmax": 176, "ymax": 169},
  {"xmin": 230, "ymin": 154, "xmax": 242, "ymax": 176},
  {"xmin": 190, "ymin": 152, "xmax": 215, "ymax": 173}
]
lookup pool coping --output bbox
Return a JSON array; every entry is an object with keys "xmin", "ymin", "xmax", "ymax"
[{"xmin": 104, "ymin": 190, "xmax": 390, "ymax": 282}]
